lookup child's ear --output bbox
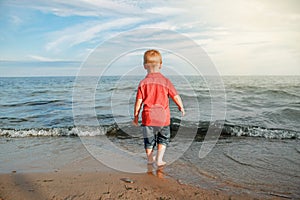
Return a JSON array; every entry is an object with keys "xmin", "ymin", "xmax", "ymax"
[
  {"xmin": 144, "ymin": 64, "xmax": 147, "ymax": 70},
  {"xmin": 159, "ymin": 63, "xmax": 162, "ymax": 69}
]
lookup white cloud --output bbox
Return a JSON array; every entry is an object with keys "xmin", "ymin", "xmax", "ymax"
[
  {"xmin": 27, "ymin": 55, "xmax": 72, "ymax": 62},
  {"xmin": 46, "ymin": 17, "xmax": 143, "ymax": 51},
  {"xmin": 146, "ymin": 6, "xmax": 185, "ymax": 16},
  {"xmin": 10, "ymin": 15, "xmax": 22, "ymax": 25},
  {"xmin": 27, "ymin": 55, "xmax": 58, "ymax": 62},
  {"xmin": 137, "ymin": 22, "xmax": 178, "ymax": 30},
  {"xmin": 4, "ymin": 0, "xmax": 143, "ymax": 17},
  {"xmin": 163, "ymin": 0, "xmax": 300, "ymax": 75},
  {"xmin": 2, "ymin": 0, "xmax": 300, "ymax": 75}
]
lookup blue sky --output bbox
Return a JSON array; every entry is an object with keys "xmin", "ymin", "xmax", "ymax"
[{"xmin": 0, "ymin": 0, "xmax": 299, "ymax": 76}]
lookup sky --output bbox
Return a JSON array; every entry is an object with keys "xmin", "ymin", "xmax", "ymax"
[{"xmin": 0, "ymin": 0, "xmax": 299, "ymax": 76}]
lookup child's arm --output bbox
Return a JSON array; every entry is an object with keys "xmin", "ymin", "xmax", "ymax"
[
  {"xmin": 172, "ymin": 95, "xmax": 185, "ymax": 116},
  {"xmin": 132, "ymin": 98, "xmax": 143, "ymax": 126}
]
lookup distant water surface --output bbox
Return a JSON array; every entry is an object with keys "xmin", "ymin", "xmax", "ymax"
[{"xmin": 0, "ymin": 76, "xmax": 299, "ymax": 138}]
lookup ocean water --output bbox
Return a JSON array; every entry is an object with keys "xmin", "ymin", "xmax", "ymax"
[
  {"xmin": 0, "ymin": 76, "xmax": 299, "ymax": 198},
  {"xmin": 0, "ymin": 76, "xmax": 299, "ymax": 138}
]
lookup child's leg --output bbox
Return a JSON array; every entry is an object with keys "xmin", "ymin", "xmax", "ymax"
[
  {"xmin": 156, "ymin": 126, "xmax": 170, "ymax": 166},
  {"xmin": 156, "ymin": 143, "xmax": 166, "ymax": 166},
  {"xmin": 145, "ymin": 148, "xmax": 155, "ymax": 164},
  {"xmin": 143, "ymin": 126, "xmax": 156, "ymax": 164}
]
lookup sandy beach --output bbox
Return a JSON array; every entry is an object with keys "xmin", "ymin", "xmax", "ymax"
[
  {"xmin": 0, "ymin": 161, "xmax": 267, "ymax": 200},
  {"xmin": 0, "ymin": 171, "xmax": 256, "ymax": 200},
  {"xmin": 0, "ymin": 137, "xmax": 280, "ymax": 200}
]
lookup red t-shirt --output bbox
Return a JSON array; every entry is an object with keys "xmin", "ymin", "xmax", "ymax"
[{"xmin": 136, "ymin": 73, "xmax": 178, "ymax": 126}]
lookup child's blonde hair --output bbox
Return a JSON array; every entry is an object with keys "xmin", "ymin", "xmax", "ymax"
[{"xmin": 143, "ymin": 49, "xmax": 162, "ymax": 65}]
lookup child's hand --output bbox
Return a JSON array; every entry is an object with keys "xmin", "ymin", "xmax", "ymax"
[
  {"xmin": 180, "ymin": 108, "xmax": 185, "ymax": 117},
  {"xmin": 132, "ymin": 116, "xmax": 139, "ymax": 126}
]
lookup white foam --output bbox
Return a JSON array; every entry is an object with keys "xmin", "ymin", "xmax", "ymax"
[
  {"xmin": 229, "ymin": 126, "xmax": 300, "ymax": 139},
  {"xmin": 0, "ymin": 126, "xmax": 107, "ymax": 138}
]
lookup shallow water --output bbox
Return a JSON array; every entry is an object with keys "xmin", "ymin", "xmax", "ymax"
[{"xmin": 166, "ymin": 138, "xmax": 300, "ymax": 199}]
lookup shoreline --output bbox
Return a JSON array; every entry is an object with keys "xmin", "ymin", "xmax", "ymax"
[
  {"xmin": 0, "ymin": 150, "xmax": 279, "ymax": 200},
  {"xmin": 0, "ymin": 140, "xmax": 260, "ymax": 200},
  {"xmin": 1, "ymin": 137, "xmax": 296, "ymax": 199},
  {"xmin": 0, "ymin": 169, "xmax": 265, "ymax": 200}
]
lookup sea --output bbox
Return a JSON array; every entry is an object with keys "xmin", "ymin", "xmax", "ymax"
[{"xmin": 0, "ymin": 76, "xmax": 299, "ymax": 199}]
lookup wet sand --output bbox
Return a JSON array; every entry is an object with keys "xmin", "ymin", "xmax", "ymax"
[
  {"xmin": 0, "ymin": 170, "xmax": 259, "ymax": 200},
  {"xmin": 0, "ymin": 137, "xmax": 272, "ymax": 200}
]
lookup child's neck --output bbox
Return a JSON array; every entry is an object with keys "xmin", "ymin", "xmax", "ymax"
[{"xmin": 147, "ymin": 68, "xmax": 160, "ymax": 74}]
